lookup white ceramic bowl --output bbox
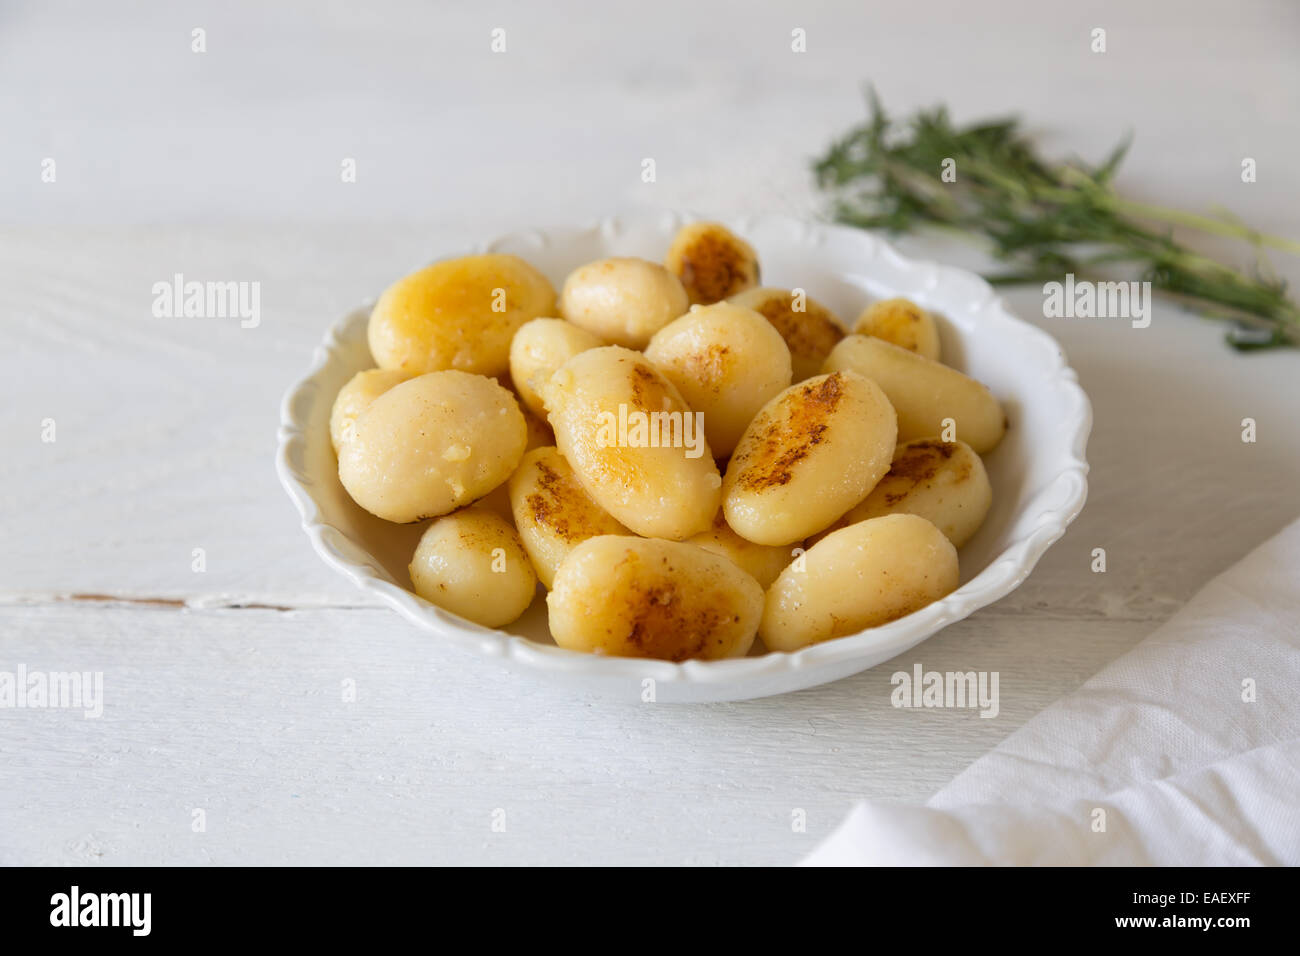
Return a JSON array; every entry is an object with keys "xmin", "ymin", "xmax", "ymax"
[{"xmin": 277, "ymin": 212, "xmax": 1091, "ymax": 702}]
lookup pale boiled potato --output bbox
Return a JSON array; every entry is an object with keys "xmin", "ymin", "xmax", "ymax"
[
  {"xmin": 329, "ymin": 368, "xmax": 410, "ymax": 453},
  {"xmin": 728, "ymin": 287, "xmax": 845, "ymax": 381},
  {"xmin": 722, "ymin": 370, "xmax": 897, "ymax": 546},
  {"xmin": 509, "ymin": 318, "xmax": 605, "ymax": 419},
  {"xmin": 368, "ymin": 254, "xmax": 556, "ymax": 378},
  {"xmin": 508, "ymin": 446, "xmax": 629, "ymax": 588},
  {"xmin": 409, "ymin": 506, "xmax": 537, "ymax": 628},
  {"xmin": 665, "ymin": 221, "xmax": 761, "ymax": 305},
  {"xmin": 823, "ymin": 335, "xmax": 1006, "ymax": 454},
  {"xmin": 339, "ymin": 370, "xmax": 526, "ymax": 523},
  {"xmin": 854, "ymin": 297, "xmax": 942, "ymax": 361},
  {"xmin": 686, "ymin": 509, "xmax": 795, "ymax": 589},
  {"xmin": 548, "ymin": 536, "xmax": 763, "ymax": 661},
  {"xmin": 559, "ymin": 257, "xmax": 688, "ymax": 348},
  {"xmin": 812, "ymin": 439, "xmax": 992, "ymax": 548},
  {"xmin": 544, "ymin": 346, "xmax": 720, "ymax": 540},
  {"xmin": 760, "ymin": 514, "xmax": 958, "ymax": 652},
  {"xmin": 643, "ymin": 302, "xmax": 792, "ymax": 458}
]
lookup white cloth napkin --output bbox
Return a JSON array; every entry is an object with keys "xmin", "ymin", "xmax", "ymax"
[{"xmin": 803, "ymin": 517, "xmax": 1300, "ymax": 866}]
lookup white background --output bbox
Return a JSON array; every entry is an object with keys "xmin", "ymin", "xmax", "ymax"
[{"xmin": 2, "ymin": 0, "xmax": 1298, "ymax": 864}]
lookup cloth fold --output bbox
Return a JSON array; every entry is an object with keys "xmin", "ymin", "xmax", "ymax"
[{"xmin": 803, "ymin": 517, "xmax": 1300, "ymax": 866}]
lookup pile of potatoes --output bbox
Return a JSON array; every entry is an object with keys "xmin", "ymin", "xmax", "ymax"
[{"xmin": 331, "ymin": 222, "xmax": 1005, "ymax": 660}]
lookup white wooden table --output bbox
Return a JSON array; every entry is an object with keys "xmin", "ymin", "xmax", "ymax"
[{"xmin": 2, "ymin": 1, "xmax": 1298, "ymax": 866}]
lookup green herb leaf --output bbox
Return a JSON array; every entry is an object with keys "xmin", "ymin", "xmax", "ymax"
[{"xmin": 814, "ymin": 89, "xmax": 1300, "ymax": 350}]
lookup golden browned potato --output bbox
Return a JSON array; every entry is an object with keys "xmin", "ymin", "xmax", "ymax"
[
  {"xmin": 339, "ymin": 371, "xmax": 526, "ymax": 523},
  {"xmin": 816, "ymin": 439, "xmax": 992, "ymax": 548},
  {"xmin": 547, "ymin": 536, "xmax": 763, "ymax": 660},
  {"xmin": 643, "ymin": 302, "xmax": 793, "ymax": 458},
  {"xmin": 722, "ymin": 371, "xmax": 897, "ymax": 546},
  {"xmin": 558, "ymin": 257, "xmax": 688, "ymax": 348},
  {"xmin": 823, "ymin": 335, "xmax": 1005, "ymax": 454},
  {"xmin": 368, "ymin": 254, "xmax": 556, "ymax": 378},
  {"xmin": 760, "ymin": 514, "xmax": 958, "ymax": 652},
  {"xmin": 508, "ymin": 318, "xmax": 605, "ymax": 419},
  {"xmin": 665, "ymin": 221, "xmax": 761, "ymax": 305},
  {"xmin": 686, "ymin": 509, "xmax": 795, "ymax": 589},
  {"xmin": 543, "ymin": 346, "xmax": 721, "ymax": 540},
  {"xmin": 329, "ymin": 368, "xmax": 410, "ymax": 453},
  {"xmin": 854, "ymin": 297, "xmax": 942, "ymax": 361},
  {"xmin": 409, "ymin": 506, "xmax": 537, "ymax": 628},
  {"xmin": 728, "ymin": 287, "xmax": 845, "ymax": 381},
  {"xmin": 508, "ymin": 446, "xmax": 629, "ymax": 588}
]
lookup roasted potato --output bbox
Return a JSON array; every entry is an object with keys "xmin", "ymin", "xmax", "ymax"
[
  {"xmin": 644, "ymin": 302, "xmax": 792, "ymax": 458},
  {"xmin": 728, "ymin": 286, "xmax": 845, "ymax": 381},
  {"xmin": 854, "ymin": 297, "xmax": 942, "ymax": 361},
  {"xmin": 548, "ymin": 536, "xmax": 763, "ymax": 660},
  {"xmin": 409, "ymin": 506, "xmax": 537, "ymax": 628},
  {"xmin": 665, "ymin": 221, "xmax": 760, "ymax": 305},
  {"xmin": 339, "ymin": 370, "xmax": 526, "ymax": 523},
  {"xmin": 368, "ymin": 254, "xmax": 556, "ymax": 378},
  {"xmin": 761, "ymin": 514, "xmax": 958, "ymax": 652},
  {"xmin": 544, "ymin": 346, "xmax": 721, "ymax": 540},
  {"xmin": 823, "ymin": 335, "xmax": 1005, "ymax": 453},
  {"xmin": 509, "ymin": 317, "xmax": 605, "ymax": 420},
  {"xmin": 816, "ymin": 438, "xmax": 992, "ymax": 548},
  {"xmin": 329, "ymin": 368, "xmax": 410, "ymax": 453},
  {"xmin": 722, "ymin": 370, "xmax": 897, "ymax": 546},
  {"xmin": 559, "ymin": 257, "xmax": 688, "ymax": 348},
  {"xmin": 686, "ymin": 509, "xmax": 795, "ymax": 589},
  {"xmin": 508, "ymin": 446, "xmax": 630, "ymax": 588}
]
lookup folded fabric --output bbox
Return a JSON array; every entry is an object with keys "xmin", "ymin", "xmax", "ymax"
[{"xmin": 803, "ymin": 516, "xmax": 1300, "ymax": 866}]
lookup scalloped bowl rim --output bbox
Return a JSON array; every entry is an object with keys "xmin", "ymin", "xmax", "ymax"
[{"xmin": 276, "ymin": 212, "xmax": 1091, "ymax": 689}]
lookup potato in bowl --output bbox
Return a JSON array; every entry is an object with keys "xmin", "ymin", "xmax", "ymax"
[{"xmin": 277, "ymin": 213, "xmax": 1090, "ymax": 702}]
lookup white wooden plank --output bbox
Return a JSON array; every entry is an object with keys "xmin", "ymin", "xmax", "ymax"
[
  {"xmin": 0, "ymin": 603, "xmax": 1151, "ymax": 866},
  {"xmin": 2, "ymin": 1, "xmax": 1297, "ymax": 243},
  {"xmin": 1, "ymin": 227, "xmax": 436, "ymax": 607}
]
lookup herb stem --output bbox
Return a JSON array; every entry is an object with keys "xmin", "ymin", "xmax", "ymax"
[{"xmin": 815, "ymin": 91, "xmax": 1300, "ymax": 351}]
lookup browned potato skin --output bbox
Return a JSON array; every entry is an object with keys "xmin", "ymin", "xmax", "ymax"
[
  {"xmin": 508, "ymin": 447, "xmax": 629, "ymax": 588},
  {"xmin": 665, "ymin": 222, "xmax": 761, "ymax": 305},
  {"xmin": 728, "ymin": 287, "xmax": 845, "ymax": 381},
  {"xmin": 723, "ymin": 370, "xmax": 897, "ymax": 546},
  {"xmin": 810, "ymin": 438, "xmax": 992, "ymax": 548},
  {"xmin": 368, "ymin": 254, "xmax": 557, "ymax": 378},
  {"xmin": 547, "ymin": 536, "xmax": 763, "ymax": 661},
  {"xmin": 544, "ymin": 346, "xmax": 721, "ymax": 540},
  {"xmin": 854, "ymin": 298, "xmax": 942, "ymax": 361}
]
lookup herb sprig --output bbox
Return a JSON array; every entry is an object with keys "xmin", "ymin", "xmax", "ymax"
[{"xmin": 814, "ymin": 90, "xmax": 1300, "ymax": 350}]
